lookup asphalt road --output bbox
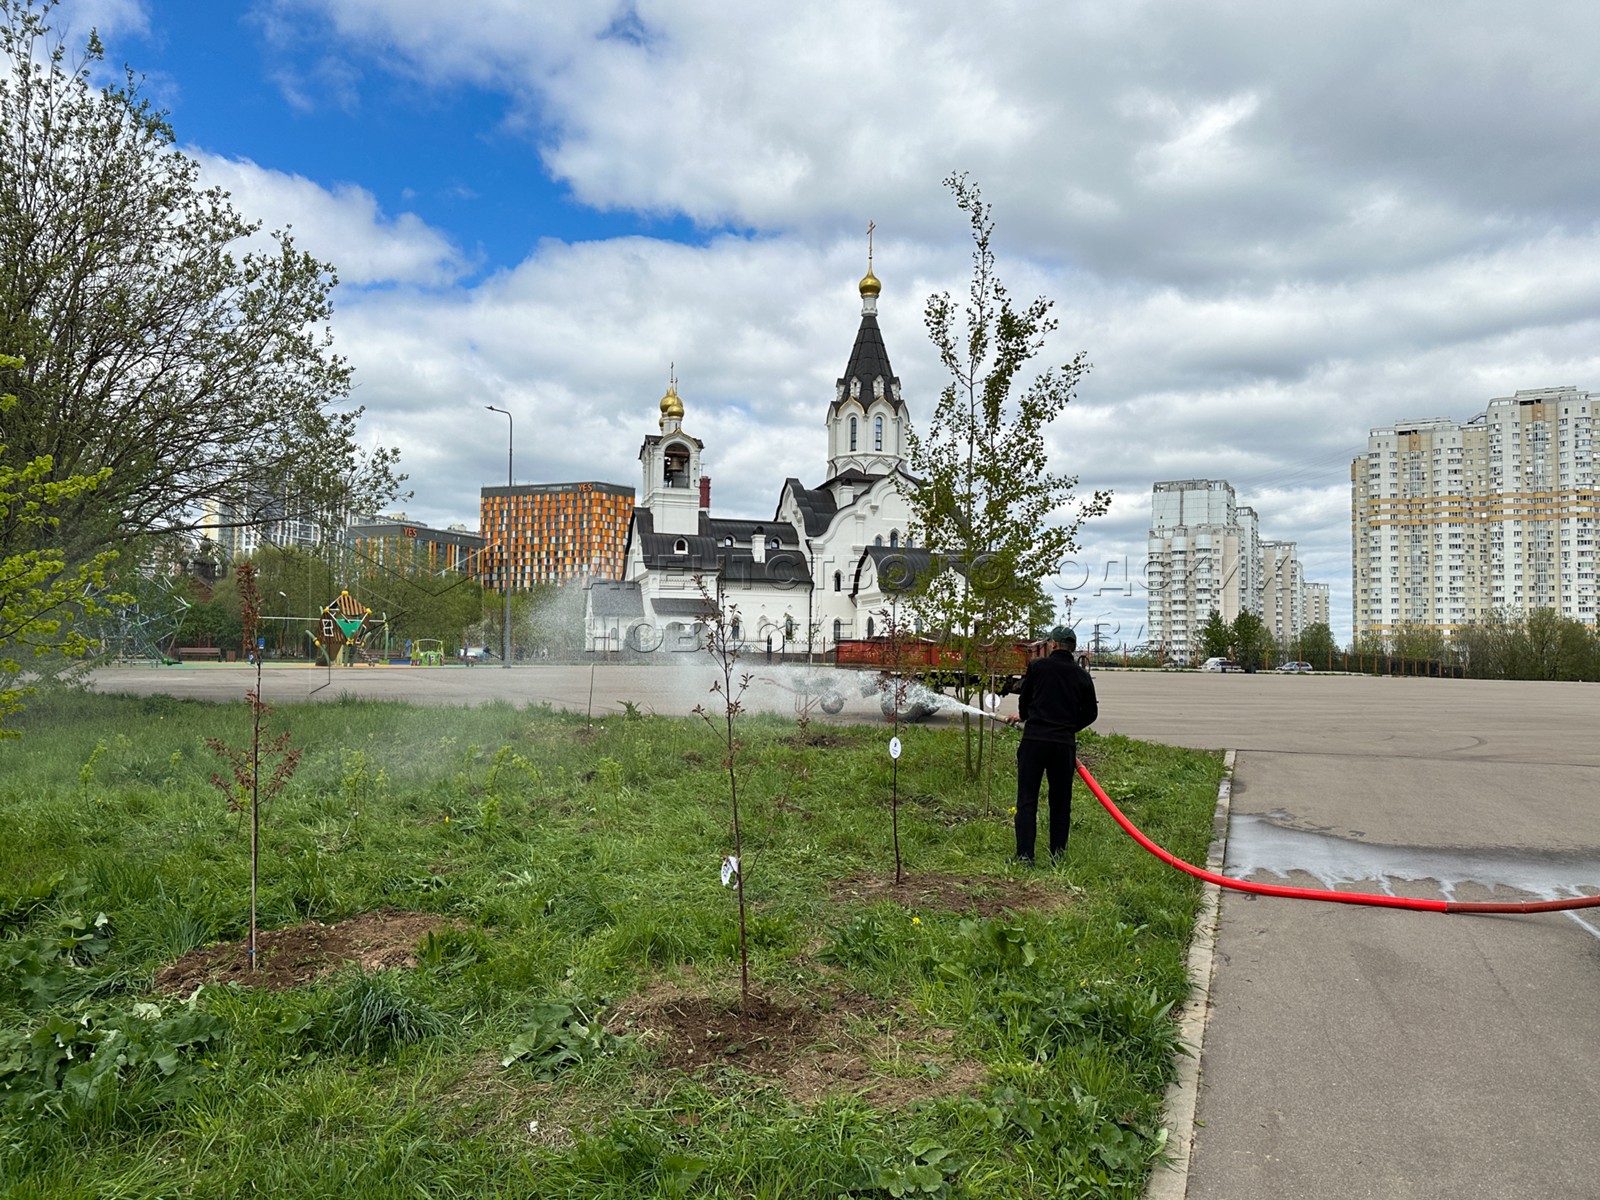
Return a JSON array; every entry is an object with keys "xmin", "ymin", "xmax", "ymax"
[{"xmin": 88, "ymin": 663, "xmax": 1600, "ymax": 1197}]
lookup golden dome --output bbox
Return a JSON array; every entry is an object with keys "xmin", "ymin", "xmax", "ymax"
[
  {"xmin": 858, "ymin": 268, "xmax": 881, "ymax": 298},
  {"xmin": 659, "ymin": 379, "xmax": 684, "ymax": 421}
]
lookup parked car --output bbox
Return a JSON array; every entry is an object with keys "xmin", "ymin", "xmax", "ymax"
[
  {"xmin": 1201, "ymin": 657, "xmax": 1244, "ymax": 672},
  {"xmin": 1277, "ymin": 661, "xmax": 1314, "ymax": 673}
]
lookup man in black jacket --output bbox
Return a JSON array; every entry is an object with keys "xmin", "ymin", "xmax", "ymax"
[{"xmin": 1006, "ymin": 625, "xmax": 1098, "ymax": 864}]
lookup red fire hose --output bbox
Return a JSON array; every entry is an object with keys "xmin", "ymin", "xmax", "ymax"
[{"xmin": 1074, "ymin": 760, "xmax": 1600, "ymax": 915}]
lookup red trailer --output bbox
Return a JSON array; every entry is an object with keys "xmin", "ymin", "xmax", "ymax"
[{"xmin": 833, "ymin": 637, "xmax": 1046, "ymax": 720}]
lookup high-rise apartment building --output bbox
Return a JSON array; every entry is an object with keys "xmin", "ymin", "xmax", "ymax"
[
  {"xmin": 1305, "ymin": 582, "xmax": 1331, "ymax": 630},
  {"xmin": 480, "ymin": 481, "xmax": 635, "ymax": 591},
  {"xmin": 1351, "ymin": 386, "xmax": 1598, "ymax": 638},
  {"xmin": 201, "ymin": 490, "xmax": 324, "ymax": 559},
  {"xmin": 1262, "ymin": 540, "xmax": 1305, "ymax": 646},
  {"xmin": 1147, "ymin": 479, "xmax": 1262, "ymax": 660}
]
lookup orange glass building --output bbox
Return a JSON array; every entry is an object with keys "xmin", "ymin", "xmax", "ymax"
[{"xmin": 479, "ymin": 481, "xmax": 635, "ymax": 591}]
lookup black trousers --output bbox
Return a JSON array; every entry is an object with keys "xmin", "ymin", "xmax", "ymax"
[{"xmin": 1015, "ymin": 736, "xmax": 1076, "ymax": 861}]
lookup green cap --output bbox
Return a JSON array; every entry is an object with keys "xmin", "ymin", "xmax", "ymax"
[{"xmin": 1047, "ymin": 626, "xmax": 1077, "ymax": 649}]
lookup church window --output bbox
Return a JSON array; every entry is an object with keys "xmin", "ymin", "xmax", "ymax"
[
  {"xmin": 874, "ymin": 415, "xmax": 883, "ymax": 451},
  {"xmin": 889, "ymin": 529, "xmax": 899, "ymax": 548},
  {"xmin": 874, "ymin": 535, "xmax": 883, "ymax": 547},
  {"xmin": 833, "ymin": 571, "xmax": 842, "ymax": 592},
  {"xmin": 731, "ymin": 618, "xmax": 741, "ymax": 643},
  {"xmin": 833, "ymin": 618, "xmax": 842, "ymax": 643},
  {"xmin": 673, "ymin": 538, "xmax": 688, "ymax": 554},
  {"xmin": 867, "ymin": 616, "xmax": 876, "ymax": 638},
  {"xmin": 849, "ymin": 416, "xmax": 857, "ymax": 451}
]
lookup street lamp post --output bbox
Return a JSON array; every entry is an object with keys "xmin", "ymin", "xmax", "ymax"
[
  {"xmin": 485, "ymin": 405, "xmax": 514, "ymax": 669},
  {"xmin": 278, "ymin": 591, "xmax": 288, "ymax": 657}
]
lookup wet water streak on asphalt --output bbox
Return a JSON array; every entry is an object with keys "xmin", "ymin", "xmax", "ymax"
[{"xmin": 1226, "ymin": 813, "xmax": 1600, "ymax": 940}]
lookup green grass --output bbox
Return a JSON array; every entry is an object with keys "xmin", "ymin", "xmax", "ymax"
[{"xmin": 0, "ymin": 688, "xmax": 1223, "ymax": 1199}]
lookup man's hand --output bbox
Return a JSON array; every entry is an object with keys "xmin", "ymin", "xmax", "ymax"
[{"xmin": 1005, "ymin": 715, "xmax": 1021, "ymax": 726}]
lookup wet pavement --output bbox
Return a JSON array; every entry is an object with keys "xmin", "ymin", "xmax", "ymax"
[{"xmin": 87, "ymin": 664, "xmax": 1600, "ymax": 1196}]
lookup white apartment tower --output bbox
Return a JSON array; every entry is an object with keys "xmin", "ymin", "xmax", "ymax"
[
  {"xmin": 1351, "ymin": 387, "xmax": 1598, "ymax": 638},
  {"xmin": 1305, "ymin": 582, "xmax": 1331, "ymax": 630},
  {"xmin": 1147, "ymin": 480, "xmax": 1262, "ymax": 661},
  {"xmin": 1262, "ymin": 540, "xmax": 1306, "ymax": 646}
]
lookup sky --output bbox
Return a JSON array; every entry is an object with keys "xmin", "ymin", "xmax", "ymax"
[{"xmin": 44, "ymin": 0, "xmax": 1600, "ymax": 646}]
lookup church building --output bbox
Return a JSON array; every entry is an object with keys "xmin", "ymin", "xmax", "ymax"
[{"xmin": 585, "ymin": 258, "xmax": 926, "ymax": 655}]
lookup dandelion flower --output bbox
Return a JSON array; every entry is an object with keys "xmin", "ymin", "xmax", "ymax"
[
  {"xmin": 911, "ymin": 916, "xmax": 921, "ymax": 926},
  {"xmin": 1008, "ymin": 806, "xmax": 1017, "ymax": 815}
]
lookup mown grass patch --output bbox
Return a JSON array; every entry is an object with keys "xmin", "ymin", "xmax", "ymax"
[{"xmin": 0, "ymin": 689, "xmax": 1222, "ymax": 1198}]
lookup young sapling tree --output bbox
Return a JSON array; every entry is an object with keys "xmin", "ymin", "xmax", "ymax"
[
  {"xmin": 206, "ymin": 562, "xmax": 302, "ymax": 970},
  {"xmin": 691, "ymin": 576, "xmax": 755, "ymax": 1014}
]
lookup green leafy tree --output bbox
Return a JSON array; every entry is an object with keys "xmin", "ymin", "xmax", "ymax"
[
  {"xmin": 1230, "ymin": 611, "xmax": 1267, "ymax": 670},
  {"xmin": 905, "ymin": 174, "xmax": 1111, "ymax": 773},
  {"xmin": 1296, "ymin": 621, "xmax": 1337, "ymax": 667},
  {"xmin": 1198, "ymin": 609, "xmax": 1231, "ymax": 661},
  {"xmin": 1024, "ymin": 580, "xmax": 1058, "ymax": 639},
  {"xmin": 0, "ymin": 0, "xmax": 403, "ymax": 569},
  {"xmin": 1458, "ymin": 608, "xmax": 1600, "ymax": 681},
  {"xmin": 0, "ymin": 353, "xmax": 115, "ymax": 732}
]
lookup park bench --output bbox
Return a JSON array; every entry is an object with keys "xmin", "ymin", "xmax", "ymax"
[{"xmin": 175, "ymin": 647, "xmax": 222, "ymax": 661}]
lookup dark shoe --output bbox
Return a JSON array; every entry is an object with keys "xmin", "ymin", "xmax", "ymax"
[{"xmin": 1009, "ymin": 855, "xmax": 1035, "ymax": 867}]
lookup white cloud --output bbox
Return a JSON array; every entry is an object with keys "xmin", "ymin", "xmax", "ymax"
[
  {"xmin": 190, "ymin": 152, "xmax": 471, "ymax": 286},
  {"xmin": 55, "ymin": 0, "xmax": 148, "ymax": 41}
]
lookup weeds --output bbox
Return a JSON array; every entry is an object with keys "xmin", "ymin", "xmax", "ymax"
[
  {"xmin": 0, "ymin": 689, "xmax": 1223, "ymax": 1199},
  {"xmin": 501, "ymin": 997, "xmax": 626, "ymax": 1077}
]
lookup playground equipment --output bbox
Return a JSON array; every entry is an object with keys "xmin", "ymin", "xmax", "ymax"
[
  {"xmin": 86, "ymin": 574, "xmax": 191, "ymax": 664},
  {"xmin": 411, "ymin": 638, "xmax": 446, "ymax": 666}
]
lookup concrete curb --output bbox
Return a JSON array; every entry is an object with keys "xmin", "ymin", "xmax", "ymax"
[{"xmin": 1143, "ymin": 747, "xmax": 1236, "ymax": 1200}]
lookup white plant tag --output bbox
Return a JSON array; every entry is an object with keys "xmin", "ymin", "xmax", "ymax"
[
  {"xmin": 720, "ymin": 855, "xmax": 740, "ymax": 886},
  {"xmin": 889, "ymin": 736, "xmax": 902, "ymax": 760}
]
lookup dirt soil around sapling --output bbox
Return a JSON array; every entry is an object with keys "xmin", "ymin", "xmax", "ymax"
[
  {"xmin": 607, "ymin": 982, "xmax": 985, "ymax": 1106},
  {"xmin": 154, "ymin": 909, "xmax": 454, "ymax": 993},
  {"xmin": 828, "ymin": 870, "xmax": 1068, "ymax": 918}
]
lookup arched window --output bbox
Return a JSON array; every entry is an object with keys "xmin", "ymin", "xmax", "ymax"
[
  {"xmin": 673, "ymin": 538, "xmax": 688, "ymax": 554},
  {"xmin": 833, "ymin": 571, "xmax": 842, "ymax": 592},
  {"xmin": 730, "ymin": 618, "xmax": 741, "ymax": 643},
  {"xmin": 874, "ymin": 534, "xmax": 883, "ymax": 547},
  {"xmin": 874, "ymin": 415, "xmax": 883, "ymax": 451},
  {"xmin": 832, "ymin": 618, "xmax": 842, "ymax": 644},
  {"xmin": 849, "ymin": 416, "xmax": 857, "ymax": 451},
  {"xmin": 867, "ymin": 616, "xmax": 876, "ymax": 639},
  {"xmin": 889, "ymin": 529, "xmax": 899, "ymax": 548}
]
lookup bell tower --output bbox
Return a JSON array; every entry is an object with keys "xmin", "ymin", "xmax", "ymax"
[
  {"xmin": 639, "ymin": 369, "xmax": 703, "ymax": 536},
  {"xmin": 826, "ymin": 223, "xmax": 908, "ymax": 479}
]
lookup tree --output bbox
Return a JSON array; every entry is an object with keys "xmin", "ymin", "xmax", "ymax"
[
  {"xmin": 0, "ymin": 352, "xmax": 115, "ymax": 731},
  {"xmin": 1391, "ymin": 624, "xmax": 1446, "ymax": 666},
  {"xmin": 1024, "ymin": 580, "xmax": 1059, "ymax": 639},
  {"xmin": 904, "ymin": 174, "xmax": 1111, "ymax": 772},
  {"xmin": 1198, "ymin": 610, "xmax": 1231, "ymax": 661},
  {"xmin": 0, "ymin": 0, "xmax": 402, "ymax": 570},
  {"xmin": 1297, "ymin": 621, "xmax": 1337, "ymax": 667},
  {"xmin": 1230, "ymin": 611, "xmax": 1267, "ymax": 670}
]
